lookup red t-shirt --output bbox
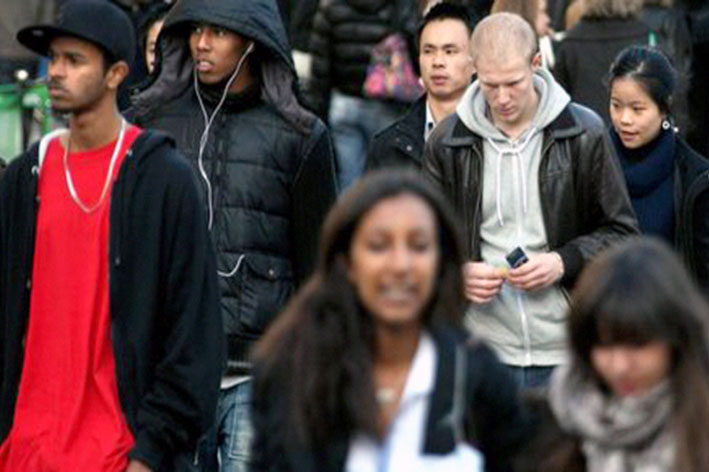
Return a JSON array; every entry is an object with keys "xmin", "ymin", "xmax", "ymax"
[{"xmin": 0, "ymin": 125, "xmax": 142, "ymax": 471}]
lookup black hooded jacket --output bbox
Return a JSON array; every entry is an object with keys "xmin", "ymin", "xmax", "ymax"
[
  {"xmin": 132, "ymin": 0, "xmax": 338, "ymax": 376},
  {"xmin": 0, "ymin": 131, "xmax": 223, "ymax": 471},
  {"xmin": 306, "ymin": 0, "xmax": 418, "ymax": 119}
]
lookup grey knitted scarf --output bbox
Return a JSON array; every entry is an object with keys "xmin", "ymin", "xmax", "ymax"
[{"xmin": 548, "ymin": 363, "xmax": 675, "ymax": 472}]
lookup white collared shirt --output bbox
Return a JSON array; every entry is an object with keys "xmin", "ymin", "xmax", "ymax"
[
  {"xmin": 425, "ymin": 101, "xmax": 437, "ymax": 141},
  {"xmin": 344, "ymin": 332, "xmax": 484, "ymax": 472}
]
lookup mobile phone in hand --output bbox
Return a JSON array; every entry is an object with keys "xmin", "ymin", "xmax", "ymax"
[{"xmin": 505, "ymin": 247, "xmax": 529, "ymax": 269}]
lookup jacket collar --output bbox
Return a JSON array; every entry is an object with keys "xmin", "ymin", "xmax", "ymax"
[
  {"xmin": 393, "ymin": 97, "xmax": 427, "ymax": 141},
  {"xmin": 442, "ymin": 103, "xmax": 586, "ymax": 149}
]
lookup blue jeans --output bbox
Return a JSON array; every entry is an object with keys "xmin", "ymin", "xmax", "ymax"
[
  {"xmin": 503, "ymin": 365, "xmax": 556, "ymax": 389},
  {"xmin": 328, "ymin": 91, "xmax": 402, "ymax": 190},
  {"xmin": 198, "ymin": 381, "xmax": 253, "ymax": 472}
]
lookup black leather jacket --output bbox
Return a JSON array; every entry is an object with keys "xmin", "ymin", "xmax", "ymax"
[
  {"xmin": 424, "ymin": 103, "xmax": 639, "ymax": 288},
  {"xmin": 674, "ymin": 138, "xmax": 709, "ymax": 295},
  {"xmin": 366, "ymin": 97, "xmax": 426, "ymax": 171}
]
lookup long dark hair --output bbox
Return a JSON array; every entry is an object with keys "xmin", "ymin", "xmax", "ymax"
[
  {"xmin": 568, "ymin": 237, "xmax": 709, "ymax": 472},
  {"xmin": 254, "ymin": 170, "xmax": 466, "ymax": 447}
]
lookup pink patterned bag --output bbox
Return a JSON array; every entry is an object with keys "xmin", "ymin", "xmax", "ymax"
[{"xmin": 362, "ymin": 33, "xmax": 424, "ymax": 103}]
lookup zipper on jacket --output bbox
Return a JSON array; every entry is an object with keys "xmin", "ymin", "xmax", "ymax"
[
  {"xmin": 516, "ymin": 294, "xmax": 533, "ymax": 366},
  {"xmin": 210, "ymin": 128, "xmax": 224, "ymax": 235},
  {"xmin": 513, "ymin": 143, "xmax": 533, "ymax": 366}
]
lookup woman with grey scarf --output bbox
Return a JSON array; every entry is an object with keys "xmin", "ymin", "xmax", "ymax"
[{"xmin": 518, "ymin": 237, "xmax": 709, "ymax": 472}]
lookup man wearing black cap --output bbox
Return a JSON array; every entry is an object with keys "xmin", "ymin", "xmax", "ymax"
[
  {"xmin": 131, "ymin": 0, "xmax": 337, "ymax": 469},
  {"xmin": 0, "ymin": 1, "xmax": 223, "ymax": 471}
]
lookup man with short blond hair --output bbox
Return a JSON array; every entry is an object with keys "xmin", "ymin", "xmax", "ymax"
[{"xmin": 425, "ymin": 12, "xmax": 638, "ymax": 388}]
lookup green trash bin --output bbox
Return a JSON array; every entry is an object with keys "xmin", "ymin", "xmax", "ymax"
[
  {"xmin": 0, "ymin": 83, "xmax": 23, "ymax": 164},
  {"xmin": 0, "ymin": 81, "xmax": 54, "ymax": 165}
]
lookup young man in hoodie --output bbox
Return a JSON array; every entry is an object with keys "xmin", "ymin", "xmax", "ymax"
[
  {"xmin": 131, "ymin": 0, "xmax": 338, "ymax": 469},
  {"xmin": 0, "ymin": 1, "xmax": 222, "ymax": 471},
  {"xmin": 424, "ymin": 12, "xmax": 638, "ymax": 388}
]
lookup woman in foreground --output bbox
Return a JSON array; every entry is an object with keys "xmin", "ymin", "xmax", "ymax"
[
  {"xmin": 251, "ymin": 170, "xmax": 531, "ymax": 471},
  {"xmin": 522, "ymin": 237, "xmax": 709, "ymax": 472}
]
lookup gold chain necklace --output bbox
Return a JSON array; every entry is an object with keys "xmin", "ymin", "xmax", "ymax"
[{"xmin": 62, "ymin": 119, "xmax": 127, "ymax": 213}]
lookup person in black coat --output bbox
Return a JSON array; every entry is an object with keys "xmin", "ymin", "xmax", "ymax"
[
  {"xmin": 131, "ymin": 0, "xmax": 338, "ymax": 468},
  {"xmin": 306, "ymin": 0, "xmax": 419, "ymax": 189},
  {"xmin": 367, "ymin": 2, "xmax": 475, "ymax": 171},
  {"xmin": 554, "ymin": 0, "xmax": 650, "ymax": 125},
  {"xmin": 252, "ymin": 171, "xmax": 533, "ymax": 472},
  {"xmin": 607, "ymin": 45, "xmax": 709, "ymax": 296}
]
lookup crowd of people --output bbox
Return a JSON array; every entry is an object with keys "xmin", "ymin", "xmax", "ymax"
[{"xmin": 0, "ymin": 0, "xmax": 708, "ymax": 471}]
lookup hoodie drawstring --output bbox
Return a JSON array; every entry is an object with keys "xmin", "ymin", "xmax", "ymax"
[{"xmin": 485, "ymin": 127, "xmax": 538, "ymax": 227}]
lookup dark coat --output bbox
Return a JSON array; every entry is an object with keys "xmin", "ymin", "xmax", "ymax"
[
  {"xmin": 554, "ymin": 17, "xmax": 651, "ymax": 125},
  {"xmin": 251, "ymin": 325, "xmax": 534, "ymax": 472},
  {"xmin": 641, "ymin": 5, "xmax": 693, "ymax": 134},
  {"xmin": 0, "ymin": 131, "xmax": 223, "ymax": 471},
  {"xmin": 673, "ymin": 138, "xmax": 709, "ymax": 295},
  {"xmin": 306, "ymin": 0, "xmax": 418, "ymax": 119},
  {"xmin": 424, "ymin": 103, "xmax": 640, "ymax": 288},
  {"xmin": 132, "ymin": 0, "xmax": 338, "ymax": 376},
  {"xmin": 514, "ymin": 393, "xmax": 586, "ymax": 472},
  {"xmin": 285, "ymin": 0, "xmax": 320, "ymax": 51},
  {"xmin": 366, "ymin": 96, "xmax": 426, "ymax": 171}
]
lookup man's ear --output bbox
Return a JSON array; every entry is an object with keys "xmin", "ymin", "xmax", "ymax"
[{"xmin": 105, "ymin": 61, "xmax": 129, "ymax": 90}]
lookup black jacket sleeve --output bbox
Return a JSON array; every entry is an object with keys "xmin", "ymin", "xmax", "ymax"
[
  {"xmin": 306, "ymin": 5, "xmax": 333, "ymax": 120},
  {"xmin": 291, "ymin": 120, "xmax": 338, "ymax": 285},
  {"xmin": 693, "ymin": 186, "xmax": 709, "ymax": 296},
  {"xmin": 125, "ymin": 148, "xmax": 223, "ymax": 470},
  {"xmin": 467, "ymin": 342, "xmax": 534, "ymax": 472}
]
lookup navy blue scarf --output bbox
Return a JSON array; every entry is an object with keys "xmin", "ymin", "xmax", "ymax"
[{"xmin": 611, "ymin": 127, "xmax": 676, "ymax": 243}]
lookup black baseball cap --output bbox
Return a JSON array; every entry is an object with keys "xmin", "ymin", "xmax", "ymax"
[{"xmin": 17, "ymin": 0, "xmax": 136, "ymax": 67}]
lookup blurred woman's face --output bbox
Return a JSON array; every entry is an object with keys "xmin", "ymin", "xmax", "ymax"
[
  {"xmin": 145, "ymin": 19, "xmax": 164, "ymax": 74},
  {"xmin": 610, "ymin": 77, "xmax": 665, "ymax": 149},
  {"xmin": 347, "ymin": 194, "xmax": 440, "ymax": 329},
  {"xmin": 591, "ymin": 341, "xmax": 671, "ymax": 397},
  {"xmin": 535, "ymin": 0, "xmax": 551, "ymax": 36}
]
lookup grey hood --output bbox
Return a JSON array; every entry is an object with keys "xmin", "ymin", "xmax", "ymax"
[
  {"xmin": 131, "ymin": 0, "xmax": 316, "ymax": 133},
  {"xmin": 457, "ymin": 67, "xmax": 570, "ymax": 140},
  {"xmin": 456, "ymin": 67, "xmax": 570, "ymax": 228}
]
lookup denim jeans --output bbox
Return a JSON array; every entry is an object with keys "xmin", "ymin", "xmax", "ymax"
[
  {"xmin": 502, "ymin": 365, "xmax": 557, "ymax": 390},
  {"xmin": 198, "ymin": 381, "xmax": 253, "ymax": 472},
  {"xmin": 328, "ymin": 91, "xmax": 402, "ymax": 190}
]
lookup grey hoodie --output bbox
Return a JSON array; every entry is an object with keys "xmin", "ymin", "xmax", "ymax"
[{"xmin": 456, "ymin": 67, "xmax": 571, "ymax": 367}]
